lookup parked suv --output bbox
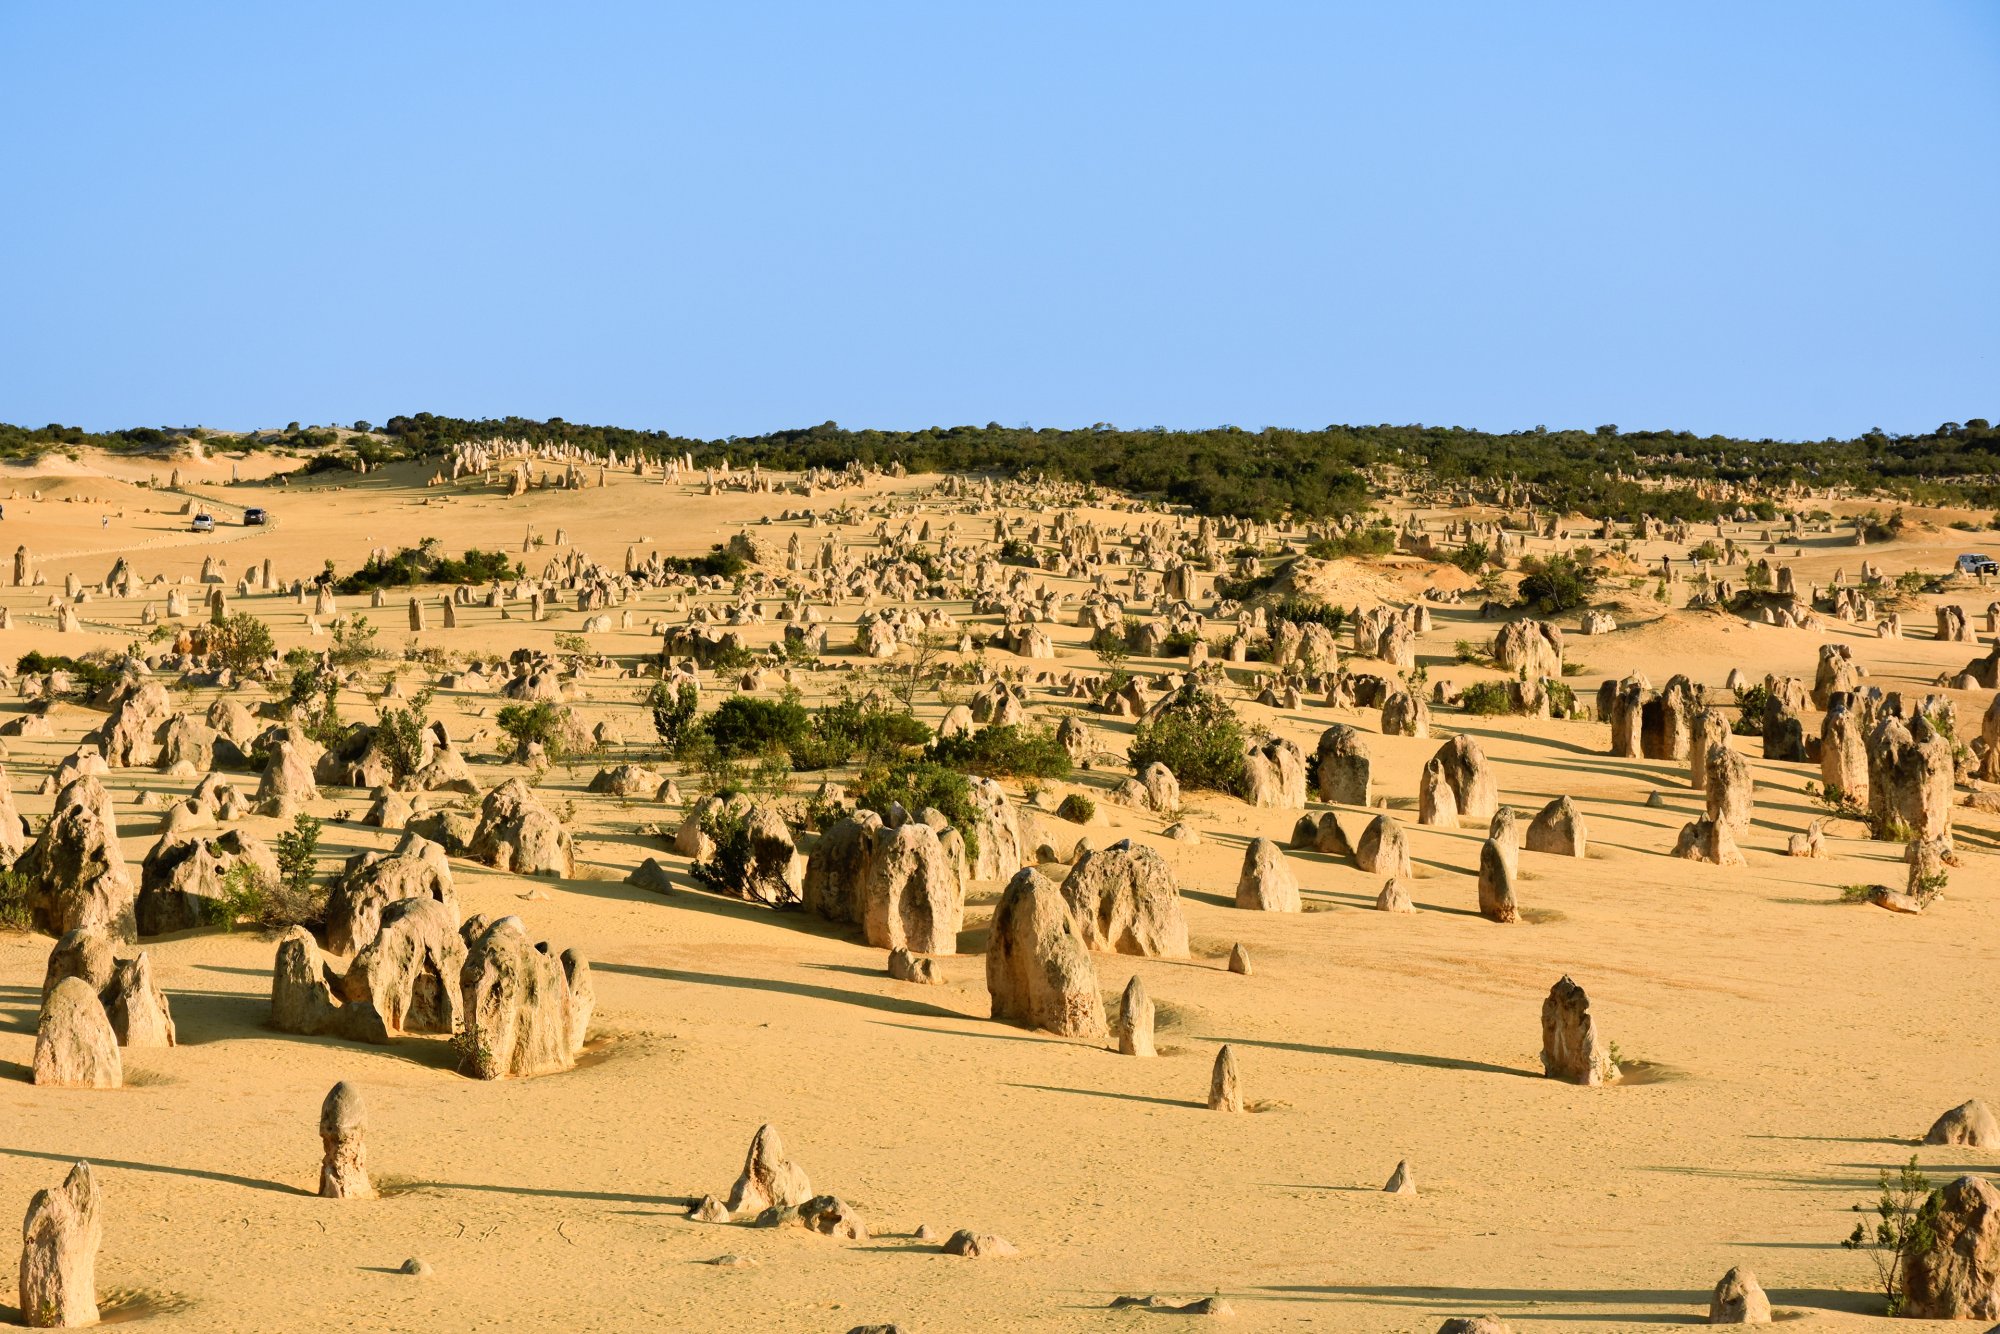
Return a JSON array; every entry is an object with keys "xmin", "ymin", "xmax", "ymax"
[
  {"xmin": 191, "ymin": 513, "xmax": 215, "ymax": 533},
  {"xmin": 1956, "ymin": 553, "xmax": 1998, "ymax": 576},
  {"xmin": 242, "ymin": 507, "xmax": 268, "ymax": 526}
]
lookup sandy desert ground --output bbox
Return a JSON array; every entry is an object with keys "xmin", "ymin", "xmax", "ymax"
[{"xmin": 1, "ymin": 442, "xmax": 1998, "ymax": 1333}]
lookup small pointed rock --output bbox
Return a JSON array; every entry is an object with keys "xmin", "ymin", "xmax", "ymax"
[
  {"xmin": 1118, "ymin": 976, "xmax": 1155, "ymax": 1057},
  {"xmin": 1208, "ymin": 1044, "xmax": 1243, "ymax": 1112},
  {"xmin": 1925, "ymin": 1099, "xmax": 2000, "ymax": 1147},
  {"xmin": 1226, "ymin": 943, "xmax": 1251, "ymax": 975},
  {"xmin": 19, "ymin": 1160, "xmax": 100, "ymax": 1327},
  {"xmin": 1708, "ymin": 1265, "xmax": 1771, "ymax": 1324},
  {"xmin": 318, "ymin": 1081, "xmax": 370, "ymax": 1199},
  {"xmin": 1376, "ymin": 877, "xmax": 1415, "ymax": 913},
  {"xmin": 1383, "ymin": 1159, "xmax": 1416, "ymax": 1195}
]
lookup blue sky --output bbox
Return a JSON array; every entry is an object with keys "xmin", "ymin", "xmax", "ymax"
[{"xmin": 2, "ymin": 2, "xmax": 1994, "ymax": 440}]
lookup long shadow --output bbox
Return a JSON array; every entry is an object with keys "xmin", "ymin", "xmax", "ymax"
[
  {"xmin": 595, "ymin": 962, "xmax": 968, "ymax": 1021},
  {"xmin": 1254, "ymin": 1281, "xmax": 1877, "ymax": 1318},
  {"xmin": 164, "ymin": 989, "xmax": 460, "ymax": 1070},
  {"xmin": 1196, "ymin": 1035, "xmax": 1531, "ymax": 1079},
  {"xmin": 192, "ymin": 964, "xmax": 272, "ymax": 978},
  {"xmin": 869, "ymin": 1021, "xmax": 1051, "ymax": 1046},
  {"xmin": 1004, "ymin": 1082, "xmax": 1193, "ymax": 1109},
  {"xmin": 0, "ymin": 1145, "xmax": 306, "ymax": 1197},
  {"xmin": 386, "ymin": 1177, "xmax": 694, "ymax": 1207}
]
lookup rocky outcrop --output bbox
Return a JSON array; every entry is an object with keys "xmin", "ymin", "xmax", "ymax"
[
  {"xmin": 862, "ymin": 822, "xmax": 962, "ymax": 955},
  {"xmin": 1431, "ymin": 734, "xmax": 1498, "ymax": 821},
  {"xmin": 19, "ymin": 1161, "xmax": 101, "ymax": 1328},
  {"xmin": 1525, "ymin": 795, "xmax": 1587, "ymax": 857},
  {"xmin": 802, "ymin": 810, "xmax": 884, "ymax": 927},
  {"xmin": 1902, "ymin": 1174, "xmax": 2000, "ymax": 1320},
  {"xmin": 26, "ymin": 777, "xmax": 135, "ymax": 944},
  {"xmin": 468, "ymin": 779, "xmax": 575, "ymax": 877},
  {"xmin": 1235, "ymin": 837, "xmax": 1300, "ymax": 913},
  {"xmin": 1314, "ymin": 725, "xmax": 1372, "ymax": 804},
  {"xmin": 458, "ymin": 917, "xmax": 593, "ymax": 1078},
  {"xmin": 33, "ymin": 978, "xmax": 122, "ymax": 1089},
  {"xmin": 986, "ymin": 868, "xmax": 1106, "ymax": 1038},
  {"xmin": 325, "ymin": 831, "xmax": 456, "ymax": 956},
  {"xmin": 1540, "ymin": 974, "xmax": 1617, "ymax": 1086},
  {"xmin": 1059, "ymin": 840, "xmax": 1188, "ymax": 957}
]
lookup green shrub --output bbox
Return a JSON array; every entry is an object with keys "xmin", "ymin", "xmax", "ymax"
[
  {"xmin": 1732, "ymin": 683, "xmax": 1771, "ymax": 736},
  {"xmin": 0, "ymin": 868, "xmax": 32, "ymax": 931},
  {"xmin": 15, "ymin": 651, "xmax": 122, "ymax": 698},
  {"xmin": 998, "ymin": 537, "xmax": 1036, "ymax": 564},
  {"xmin": 1446, "ymin": 540, "xmax": 1491, "ymax": 573},
  {"xmin": 931, "ymin": 724, "xmax": 1072, "ymax": 780},
  {"xmin": 1546, "ymin": 680, "xmax": 1577, "ymax": 715},
  {"xmin": 646, "ymin": 680, "xmax": 700, "ymax": 752},
  {"xmin": 704, "ymin": 694, "xmax": 810, "ymax": 759},
  {"xmin": 376, "ymin": 687, "xmax": 436, "ymax": 778},
  {"xmin": 662, "ymin": 545, "xmax": 748, "ymax": 579},
  {"xmin": 1460, "ymin": 681, "xmax": 1514, "ymax": 715},
  {"xmin": 1304, "ymin": 524, "xmax": 1394, "ymax": 559},
  {"xmin": 1843, "ymin": 1156, "xmax": 1939, "ymax": 1316},
  {"xmin": 210, "ymin": 612, "xmax": 276, "ymax": 674},
  {"xmin": 1515, "ymin": 549, "xmax": 1602, "ymax": 614},
  {"xmin": 855, "ymin": 761, "xmax": 980, "ymax": 860},
  {"xmin": 689, "ymin": 806, "xmax": 753, "ymax": 893},
  {"xmin": 329, "ymin": 615, "xmax": 381, "ymax": 668},
  {"xmin": 1056, "ymin": 793, "xmax": 1096, "ymax": 824},
  {"xmin": 496, "ymin": 699, "xmax": 571, "ymax": 760},
  {"xmin": 790, "ymin": 695, "xmax": 930, "ymax": 770},
  {"xmin": 332, "ymin": 541, "xmax": 520, "ymax": 594},
  {"xmin": 1268, "ymin": 595, "xmax": 1346, "ymax": 633},
  {"xmin": 1129, "ymin": 685, "xmax": 1247, "ymax": 794}
]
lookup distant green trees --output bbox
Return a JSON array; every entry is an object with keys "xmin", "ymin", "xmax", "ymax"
[{"xmin": 11, "ymin": 413, "xmax": 2000, "ymax": 524}]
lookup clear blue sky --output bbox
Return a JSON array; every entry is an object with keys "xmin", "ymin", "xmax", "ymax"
[{"xmin": 3, "ymin": 2, "xmax": 1994, "ymax": 441}]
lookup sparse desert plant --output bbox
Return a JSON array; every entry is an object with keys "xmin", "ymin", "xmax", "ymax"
[
  {"xmin": 1129, "ymin": 684, "xmax": 1247, "ymax": 795},
  {"xmin": 930, "ymin": 724, "xmax": 1071, "ymax": 780},
  {"xmin": 1843, "ymin": 1156, "xmax": 1939, "ymax": 1316},
  {"xmin": 1056, "ymin": 793, "xmax": 1096, "ymax": 824},
  {"xmin": 0, "ymin": 868, "xmax": 32, "ymax": 931}
]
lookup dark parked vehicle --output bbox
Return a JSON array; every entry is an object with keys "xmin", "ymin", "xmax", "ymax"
[{"xmin": 243, "ymin": 507, "xmax": 268, "ymax": 526}]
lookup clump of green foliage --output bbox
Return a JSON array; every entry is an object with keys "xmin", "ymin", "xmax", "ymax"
[
  {"xmin": 689, "ymin": 806, "xmax": 754, "ymax": 894},
  {"xmin": 375, "ymin": 688, "xmax": 436, "ymax": 780},
  {"xmin": 1056, "ymin": 793, "xmax": 1096, "ymax": 824},
  {"xmin": 1268, "ymin": 595, "xmax": 1347, "ymax": 633},
  {"xmin": 16, "ymin": 651, "xmax": 122, "ymax": 698},
  {"xmin": 281, "ymin": 654, "xmax": 345, "ymax": 750},
  {"xmin": 1515, "ymin": 549, "xmax": 1602, "ymax": 614},
  {"xmin": 1446, "ymin": 540, "xmax": 1492, "ymax": 573},
  {"xmin": 0, "ymin": 868, "xmax": 33, "ymax": 931},
  {"xmin": 1460, "ymin": 681, "xmax": 1514, "ymax": 715},
  {"xmin": 998, "ymin": 537, "xmax": 1036, "ymax": 564},
  {"xmin": 703, "ymin": 694, "xmax": 811, "ymax": 760},
  {"xmin": 206, "ymin": 612, "xmax": 276, "ymax": 673},
  {"xmin": 790, "ymin": 694, "xmax": 931, "ymax": 770},
  {"xmin": 329, "ymin": 615, "xmax": 381, "ymax": 668},
  {"xmin": 1732, "ymin": 682, "xmax": 1772, "ymax": 737},
  {"xmin": 661, "ymin": 545, "xmax": 748, "ymax": 579},
  {"xmin": 1304, "ymin": 524, "xmax": 1394, "ymax": 559},
  {"xmin": 856, "ymin": 761, "xmax": 980, "ymax": 859},
  {"xmin": 496, "ymin": 699, "xmax": 571, "ymax": 760},
  {"xmin": 1843, "ymin": 1156, "xmax": 1939, "ymax": 1316},
  {"xmin": 332, "ymin": 540, "xmax": 521, "ymax": 594},
  {"xmin": 646, "ymin": 679, "xmax": 700, "ymax": 752},
  {"xmin": 931, "ymin": 724, "xmax": 1072, "ymax": 780},
  {"xmin": 1129, "ymin": 685, "xmax": 1248, "ymax": 794},
  {"xmin": 212, "ymin": 814, "xmax": 327, "ymax": 932}
]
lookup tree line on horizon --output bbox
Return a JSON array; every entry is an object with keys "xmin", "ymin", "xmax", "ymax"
[{"xmin": 2, "ymin": 414, "xmax": 1995, "ymax": 524}]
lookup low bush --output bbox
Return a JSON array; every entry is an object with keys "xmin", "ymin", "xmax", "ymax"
[
  {"xmin": 790, "ymin": 695, "xmax": 931, "ymax": 770},
  {"xmin": 704, "ymin": 694, "xmax": 810, "ymax": 759},
  {"xmin": 931, "ymin": 724, "xmax": 1072, "ymax": 780},
  {"xmin": 1129, "ymin": 685, "xmax": 1247, "ymax": 794},
  {"xmin": 1056, "ymin": 793, "xmax": 1096, "ymax": 824},
  {"xmin": 855, "ymin": 761, "xmax": 980, "ymax": 860}
]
